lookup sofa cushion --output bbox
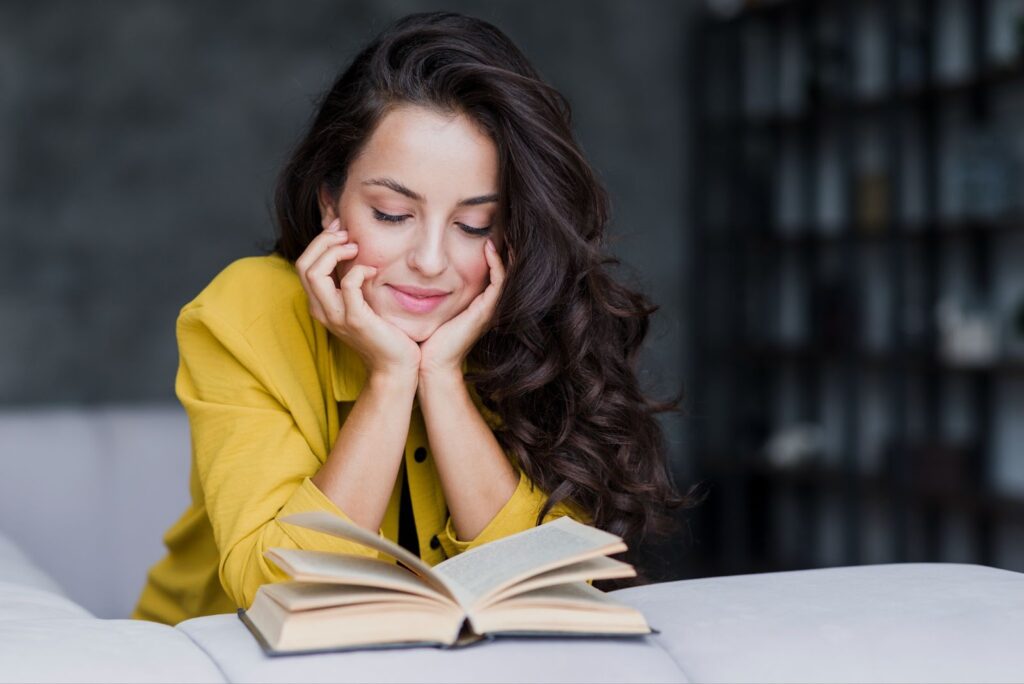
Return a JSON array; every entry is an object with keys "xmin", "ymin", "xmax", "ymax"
[
  {"xmin": 0, "ymin": 618, "xmax": 226, "ymax": 683},
  {"xmin": 611, "ymin": 562, "xmax": 1024, "ymax": 684},
  {"xmin": 175, "ymin": 613, "xmax": 687, "ymax": 683}
]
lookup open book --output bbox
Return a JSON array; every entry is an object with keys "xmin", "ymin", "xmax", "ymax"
[{"xmin": 239, "ymin": 511, "xmax": 655, "ymax": 655}]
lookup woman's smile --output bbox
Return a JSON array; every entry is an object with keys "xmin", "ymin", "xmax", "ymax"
[{"xmin": 387, "ymin": 284, "xmax": 451, "ymax": 314}]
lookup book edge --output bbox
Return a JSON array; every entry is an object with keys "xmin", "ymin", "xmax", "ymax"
[
  {"xmin": 235, "ymin": 609, "xmax": 659, "ymax": 657},
  {"xmin": 237, "ymin": 608, "xmax": 468, "ymax": 656}
]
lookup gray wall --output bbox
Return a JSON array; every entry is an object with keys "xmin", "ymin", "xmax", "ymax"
[{"xmin": 0, "ymin": 0, "xmax": 693, "ymax": 405}]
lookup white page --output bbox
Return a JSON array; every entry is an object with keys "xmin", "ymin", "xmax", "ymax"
[
  {"xmin": 262, "ymin": 581, "xmax": 442, "ymax": 612},
  {"xmin": 434, "ymin": 516, "xmax": 626, "ymax": 608},
  {"xmin": 278, "ymin": 510, "xmax": 458, "ymax": 602},
  {"xmin": 264, "ymin": 548, "xmax": 453, "ymax": 605},
  {"xmin": 479, "ymin": 555, "xmax": 636, "ymax": 609}
]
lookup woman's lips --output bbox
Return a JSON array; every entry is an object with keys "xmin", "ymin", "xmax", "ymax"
[{"xmin": 387, "ymin": 285, "xmax": 449, "ymax": 314}]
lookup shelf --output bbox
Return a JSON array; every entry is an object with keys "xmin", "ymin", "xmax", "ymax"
[
  {"xmin": 706, "ymin": 62, "xmax": 1024, "ymax": 133},
  {"xmin": 722, "ymin": 344, "xmax": 1024, "ymax": 377},
  {"xmin": 754, "ymin": 461, "xmax": 1024, "ymax": 520},
  {"xmin": 690, "ymin": 0, "xmax": 1022, "ymax": 576},
  {"xmin": 699, "ymin": 459, "xmax": 1024, "ymax": 521},
  {"xmin": 699, "ymin": 214, "xmax": 1024, "ymax": 249},
  {"xmin": 756, "ymin": 62, "xmax": 1023, "ymax": 129}
]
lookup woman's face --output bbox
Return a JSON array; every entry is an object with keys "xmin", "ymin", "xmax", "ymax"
[{"xmin": 318, "ymin": 104, "xmax": 504, "ymax": 343}]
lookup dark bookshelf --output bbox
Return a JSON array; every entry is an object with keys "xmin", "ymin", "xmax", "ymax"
[
  {"xmin": 716, "ymin": 60, "xmax": 1024, "ymax": 132},
  {"xmin": 685, "ymin": 0, "xmax": 1024, "ymax": 578}
]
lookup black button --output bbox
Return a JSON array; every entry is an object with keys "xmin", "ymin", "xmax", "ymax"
[
  {"xmin": 429, "ymin": 534, "xmax": 440, "ymax": 550},
  {"xmin": 414, "ymin": 447, "xmax": 427, "ymax": 463}
]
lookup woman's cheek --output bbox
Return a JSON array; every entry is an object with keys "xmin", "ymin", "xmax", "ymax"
[
  {"xmin": 334, "ymin": 239, "xmax": 376, "ymax": 276},
  {"xmin": 467, "ymin": 253, "xmax": 491, "ymax": 296}
]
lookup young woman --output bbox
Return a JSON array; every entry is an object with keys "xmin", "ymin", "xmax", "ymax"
[{"xmin": 132, "ymin": 11, "xmax": 706, "ymax": 626}]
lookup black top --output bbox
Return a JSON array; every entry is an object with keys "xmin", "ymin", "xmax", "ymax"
[{"xmin": 397, "ymin": 460, "xmax": 419, "ymax": 558}]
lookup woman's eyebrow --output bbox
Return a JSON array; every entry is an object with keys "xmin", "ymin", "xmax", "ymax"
[{"xmin": 361, "ymin": 177, "xmax": 498, "ymax": 206}]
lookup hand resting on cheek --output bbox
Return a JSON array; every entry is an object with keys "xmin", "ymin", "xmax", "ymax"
[
  {"xmin": 417, "ymin": 237, "xmax": 505, "ymax": 379},
  {"xmin": 295, "ymin": 217, "xmax": 422, "ymax": 381}
]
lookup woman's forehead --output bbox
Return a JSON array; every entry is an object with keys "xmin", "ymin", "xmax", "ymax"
[{"xmin": 351, "ymin": 105, "xmax": 498, "ymax": 206}]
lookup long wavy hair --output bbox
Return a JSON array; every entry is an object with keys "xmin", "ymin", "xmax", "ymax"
[{"xmin": 266, "ymin": 11, "xmax": 708, "ymax": 588}]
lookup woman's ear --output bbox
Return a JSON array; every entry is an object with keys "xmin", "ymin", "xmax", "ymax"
[{"xmin": 317, "ymin": 183, "xmax": 340, "ymax": 230}]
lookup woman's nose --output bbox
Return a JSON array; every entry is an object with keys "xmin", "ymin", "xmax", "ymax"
[{"xmin": 408, "ymin": 230, "xmax": 447, "ymax": 277}]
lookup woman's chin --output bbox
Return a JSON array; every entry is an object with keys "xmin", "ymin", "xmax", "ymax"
[{"xmin": 388, "ymin": 315, "xmax": 440, "ymax": 344}]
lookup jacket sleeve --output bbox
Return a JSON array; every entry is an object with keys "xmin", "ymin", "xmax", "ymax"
[
  {"xmin": 174, "ymin": 303, "xmax": 384, "ymax": 611},
  {"xmin": 436, "ymin": 463, "xmax": 593, "ymax": 559},
  {"xmin": 436, "ymin": 383, "xmax": 594, "ymax": 560}
]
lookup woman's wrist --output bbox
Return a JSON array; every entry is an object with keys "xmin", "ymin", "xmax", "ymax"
[
  {"xmin": 367, "ymin": 367, "xmax": 420, "ymax": 397},
  {"xmin": 416, "ymin": 366, "xmax": 465, "ymax": 400}
]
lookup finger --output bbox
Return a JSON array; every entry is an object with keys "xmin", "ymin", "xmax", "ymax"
[
  {"xmin": 299, "ymin": 240, "xmax": 344, "ymax": 323},
  {"xmin": 452, "ymin": 244, "xmax": 504, "ymax": 326},
  {"xmin": 338, "ymin": 264, "xmax": 379, "ymax": 325},
  {"xmin": 467, "ymin": 240, "xmax": 505, "ymax": 326},
  {"xmin": 295, "ymin": 230, "xmax": 350, "ymax": 274},
  {"xmin": 307, "ymin": 291, "xmax": 327, "ymax": 324},
  {"xmin": 483, "ymin": 239, "xmax": 506, "ymax": 296},
  {"xmin": 307, "ymin": 243, "xmax": 359, "ymax": 307},
  {"xmin": 296, "ymin": 230, "xmax": 350, "ymax": 317},
  {"xmin": 308, "ymin": 245, "xmax": 360, "ymax": 321},
  {"xmin": 309, "ymin": 242, "xmax": 360, "ymax": 281},
  {"xmin": 295, "ymin": 233, "xmax": 349, "ymax": 294},
  {"xmin": 308, "ymin": 269, "xmax": 344, "ymax": 322}
]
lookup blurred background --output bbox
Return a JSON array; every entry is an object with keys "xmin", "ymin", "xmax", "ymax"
[
  {"xmin": 0, "ymin": 0, "xmax": 1022, "ymax": 619},
  {"xmin": 687, "ymin": 0, "xmax": 1024, "ymax": 579}
]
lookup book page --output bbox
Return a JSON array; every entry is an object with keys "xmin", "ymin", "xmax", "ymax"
[
  {"xmin": 468, "ymin": 582, "xmax": 651, "ymax": 636},
  {"xmin": 433, "ymin": 516, "xmax": 626, "ymax": 608},
  {"xmin": 478, "ymin": 555, "xmax": 636, "ymax": 609},
  {"xmin": 262, "ymin": 581, "xmax": 443, "ymax": 612},
  {"xmin": 264, "ymin": 548, "xmax": 455, "ymax": 606},
  {"xmin": 500, "ymin": 581, "xmax": 634, "ymax": 608},
  {"xmin": 278, "ymin": 510, "xmax": 458, "ymax": 602}
]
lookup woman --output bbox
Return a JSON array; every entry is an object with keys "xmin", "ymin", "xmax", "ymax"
[{"xmin": 132, "ymin": 11, "xmax": 705, "ymax": 626}]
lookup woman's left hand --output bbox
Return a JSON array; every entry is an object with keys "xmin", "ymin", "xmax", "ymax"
[{"xmin": 418, "ymin": 239, "xmax": 506, "ymax": 379}]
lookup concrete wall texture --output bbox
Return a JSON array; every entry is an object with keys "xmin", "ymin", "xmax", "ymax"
[{"xmin": 0, "ymin": 0, "xmax": 692, "ymax": 408}]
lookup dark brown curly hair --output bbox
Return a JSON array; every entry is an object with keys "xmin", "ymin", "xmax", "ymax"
[{"xmin": 266, "ymin": 11, "xmax": 707, "ymax": 588}]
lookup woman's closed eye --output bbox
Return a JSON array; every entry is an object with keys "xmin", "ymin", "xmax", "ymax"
[
  {"xmin": 371, "ymin": 208, "xmax": 408, "ymax": 224},
  {"xmin": 371, "ymin": 208, "xmax": 492, "ymax": 236}
]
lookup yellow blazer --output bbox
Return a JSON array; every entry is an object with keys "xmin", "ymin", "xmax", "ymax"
[{"xmin": 131, "ymin": 253, "xmax": 588, "ymax": 626}]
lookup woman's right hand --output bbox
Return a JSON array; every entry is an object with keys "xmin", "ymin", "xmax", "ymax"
[{"xmin": 296, "ymin": 218, "xmax": 421, "ymax": 381}]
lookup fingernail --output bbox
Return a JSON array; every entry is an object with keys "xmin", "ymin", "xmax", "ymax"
[
  {"xmin": 328, "ymin": 218, "xmax": 341, "ymax": 232},
  {"xmin": 486, "ymin": 239, "xmax": 495, "ymax": 251}
]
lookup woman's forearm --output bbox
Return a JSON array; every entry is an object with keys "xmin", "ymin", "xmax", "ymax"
[
  {"xmin": 311, "ymin": 371, "xmax": 418, "ymax": 533},
  {"xmin": 417, "ymin": 370, "xmax": 519, "ymax": 541}
]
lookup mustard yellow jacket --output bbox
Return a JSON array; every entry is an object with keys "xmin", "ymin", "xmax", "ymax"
[{"xmin": 131, "ymin": 253, "xmax": 588, "ymax": 626}]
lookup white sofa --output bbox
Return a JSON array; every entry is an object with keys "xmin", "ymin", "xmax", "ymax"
[{"xmin": 2, "ymin": 406, "xmax": 1024, "ymax": 683}]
